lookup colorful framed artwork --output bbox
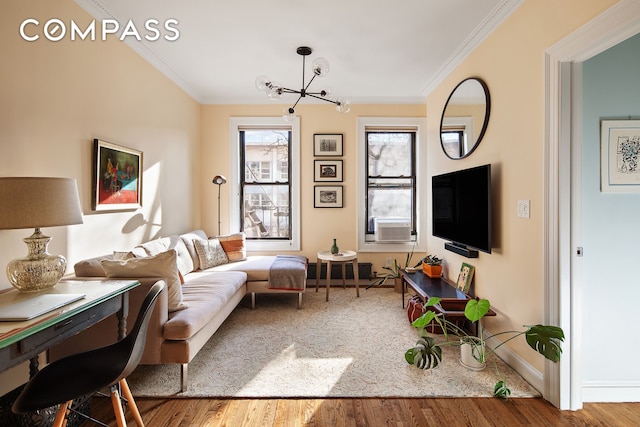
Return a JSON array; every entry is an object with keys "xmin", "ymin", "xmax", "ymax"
[
  {"xmin": 314, "ymin": 185, "xmax": 343, "ymax": 208},
  {"xmin": 314, "ymin": 160, "xmax": 343, "ymax": 182},
  {"xmin": 92, "ymin": 139, "xmax": 142, "ymax": 211},
  {"xmin": 456, "ymin": 262, "xmax": 475, "ymax": 293},
  {"xmin": 600, "ymin": 120, "xmax": 640, "ymax": 193},
  {"xmin": 313, "ymin": 134, "xmax": 343, "ymax": 156}
]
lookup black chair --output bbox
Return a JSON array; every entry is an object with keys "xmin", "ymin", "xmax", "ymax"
[{"xmin": 12, "ymin": 281, "xmax": 165, "ymax": 427}]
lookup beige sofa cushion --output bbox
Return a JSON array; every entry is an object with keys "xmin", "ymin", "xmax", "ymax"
[
  {"xmin": 179, "ymin": 230, "xmax": 209, "ymax": 271},
  {"xmin": 163, "ymin": 271, "xmax": 247, "ymax": 340},
  {"xmin": 101, "ymin": 250, "xmax": 187, "ymax": 312},
  {"xmin": 132, "ymin": 235, "xmax": 195, "ymax": 277},
  {"xmin": 74, "ymin": 254, "xmax": 111, "ymax": 277},
  {"xmin": 208, "ymin": 255, "xmax": 274, "ymax": 282}
]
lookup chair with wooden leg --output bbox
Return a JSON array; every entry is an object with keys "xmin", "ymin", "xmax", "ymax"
[{"xmin": 12, "ymin": 281, "xmax": 165, "ymax": 427}]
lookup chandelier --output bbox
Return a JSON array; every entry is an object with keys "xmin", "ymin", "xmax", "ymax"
[{"xmin": 255, "ymin": 46, "xmax": 351, "ymax": 121}]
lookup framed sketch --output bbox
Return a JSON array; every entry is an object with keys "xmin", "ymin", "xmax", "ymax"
[
  {"xmin": 92, "ymin": 139, "xmax": 142, "ymax": 211},
  {"xmin": 314, "ymin": 160, "xmax": 343, "ymax": 182},
  {"xmin": 456, "ymin": 262, "xmax": 475, "ymax": 293},
  {"xmin": 314, "ymin": 134, "xmax": 343, "ymax": 156},
  {"xmin": 314, "ymin": 185, "xmax": 343, "ymax": 208},
  {"xmin": 601, "ymin": 120, "xmax": 640, "ymax": 193}
]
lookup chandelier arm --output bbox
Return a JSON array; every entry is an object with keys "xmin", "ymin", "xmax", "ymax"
[
  {"xmin": 306, "ymin": 93, "xmax": 339, "ymax": 105},
  {"xmin": 290, "ymin": 94, "xmax": 304, "ymax": 110},
  {"xmin": 304, "ymin": 73, "xmax": 318, "ymax": 92}
]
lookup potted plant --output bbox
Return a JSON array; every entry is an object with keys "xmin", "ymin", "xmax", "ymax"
[
  {"xmin": 420, "ymin": 255, "xmax": 443, "ymax": 278},
  {"xmin": 367, "ymin": 247, "xmax": 416, "ymax": 293},
  {"xmin": 405, "ymin": 297, "xmax": 565, "ymax": 399}
]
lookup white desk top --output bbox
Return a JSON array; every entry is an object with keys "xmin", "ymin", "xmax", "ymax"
[{"xmin": 317, "ymin": 250, "xmax": 357, "ymax": 261}]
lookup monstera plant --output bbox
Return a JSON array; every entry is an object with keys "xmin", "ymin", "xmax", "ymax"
[{"xmin": 405, "ymin": 297, "xmax": 565, "ymax": 399}]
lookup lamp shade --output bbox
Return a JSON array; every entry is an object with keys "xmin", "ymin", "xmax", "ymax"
[{"xmin": 0, "ymin": 177, "xmax": 83, "ymax": 230}]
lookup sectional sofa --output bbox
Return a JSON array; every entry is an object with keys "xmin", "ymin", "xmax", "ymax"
[{"xmin": 50, "ymin": 230, "xmax": 307, "ymax": 392}]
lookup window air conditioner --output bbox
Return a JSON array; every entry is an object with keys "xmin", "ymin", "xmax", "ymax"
[{"xmin": 374, "ymin": 218, "xmax": 411, "ymax": 242}]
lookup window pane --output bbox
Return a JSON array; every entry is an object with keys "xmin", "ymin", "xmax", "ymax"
[
  {"xmin": 368, "ymin": 133, "xmax": 412, "ymax": 176},
  {"xmin": 243, "ymin": 130, "xmax": 289, "ymax": 183},
  {"xmin": 367, "ymin": 187, "xmax": 413, "ymax": 233},
  {"xmin": 242, "ymin": 185, "xmax": 290, "ymax": 239}
]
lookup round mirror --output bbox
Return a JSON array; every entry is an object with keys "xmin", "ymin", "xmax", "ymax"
[{"xmin": 440, "ymin": 77, "xmax": 490, "ymax": 159}]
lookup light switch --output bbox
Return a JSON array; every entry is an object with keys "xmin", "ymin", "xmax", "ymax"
[{"xmin": 517, "ymin": 200, "xmax": 530, "ymax": 218}]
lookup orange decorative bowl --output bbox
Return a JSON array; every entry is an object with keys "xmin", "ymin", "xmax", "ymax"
[{"xmin": 422, "ymin": 262, "xmax": 442, "ymax": 278}]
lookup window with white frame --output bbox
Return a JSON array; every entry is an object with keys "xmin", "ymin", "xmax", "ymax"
[
  {"xmin": 357, "ymin": 117, "xmax": 427, "ymax": 252},
  {"xmin": 229, "ymin": 117, "xmax": 300, "ymax": 251}
]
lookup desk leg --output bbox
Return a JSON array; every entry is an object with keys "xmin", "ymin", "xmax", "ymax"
[
  {"xmin": 326, "ymin": 260, "xmax": 331, "ymax": 301},
  {"xmin": 353, "ymin": 259, "xmax": 359, "ymax": 298},
  {"xmin": 116, "ymin": 292, "xmax": 130, "ymax": 340},
  {"xmin": 402, "ymin": 276, "xmax": 406, "ymax": 309},
  {"xmin": 315, "ymin": 257, "xmax": 321, "ymax": 292}
]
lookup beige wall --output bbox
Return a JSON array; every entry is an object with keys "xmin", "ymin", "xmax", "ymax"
[
  {"xmin": 426, "ymin": 0, "xmax": 617, "ymax": 369},
  {"xmin": 200, "ymin": 103, "xmax": 426, "ymax": 273},
  {"xmin": 0, "ymin": 0, "xmax": 200, "ymax": 392}
]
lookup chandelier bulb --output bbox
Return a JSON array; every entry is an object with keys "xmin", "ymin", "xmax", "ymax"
[
  {"xmin": 335, "ymin": 97, "xmax": 351, "ymax": 114},
  {"xmin": 282, "ymin": 106, "xmax": 296, "ymax": 122},
  {"xmin": 312, "ymin": 57, "xmax": 330, "ymax": 77},
  {"xmin": 267, "ymin": 82, "xmax": 283, "ymax": 100},
  {"xmin": 255, "ymin": 75, "xmax": 271, "ymax": 92}
]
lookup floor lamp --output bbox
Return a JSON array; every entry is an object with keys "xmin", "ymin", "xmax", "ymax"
[{"xmin": 212, "ymin": 175, "xmax": 227, "ymax": 236}]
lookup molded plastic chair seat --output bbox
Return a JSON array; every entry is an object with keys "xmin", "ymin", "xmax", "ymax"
[{"xmin": 12, "ymin": 281, "xmax": 165, "ymax": 427}]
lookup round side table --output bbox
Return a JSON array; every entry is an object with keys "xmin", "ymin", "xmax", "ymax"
[{"xmin": 316, "ymin": 250, "xmax": 359, "ymax": 301}]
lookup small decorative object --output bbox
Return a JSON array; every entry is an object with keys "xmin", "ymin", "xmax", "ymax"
[
  {"xmin": 456, "ymin": 262, "xmax": 475, "ymax": 293},
  {"xmin": 93, "ymin": 139, "xmax": 142, "ymax": 211},
  {"xmin": 314, "ymin": 134, "xmax": 343, "ymax": 156},
  {"xmin": 600, "ymin": 119, "xmax": 640, "ymax": 192},
  {"xmin": 314, "ymin": 160, "xmax": 343, "ymax": 182},
  {"xmin": 314, "ymin": 185, "xmax": 343, "ymax": 208},
  {"xmin": 0, "ymin": 177, "xmax": 83, "ymax": 292},
  {"xmin": 421, "ymin": 255, "xmax": 443, "ymax": 278},
  {"xmin": 330, "ymin": 239, "xmax": 339, "ymax": 254}
]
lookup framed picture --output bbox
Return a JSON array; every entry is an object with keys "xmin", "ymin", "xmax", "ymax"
[
  {"xmin": 314, "ymin": 160, "xmax": 343, "ymax": 182},
  {"xmin": 314, "ymin": 134, "xmax": 343, "ymax": 156},
  {"xmin": 314, "ymin": 185, "xmax": 343, "ymax": 208},
  {"xmin": 601, "ymin": 120, "xmax": 640, "ymax": 192},
  {"xmin": 456, "ymin": 262, "xmax": 475, "ymax": 293},
  {"xmin": 92, "ymin": 139, "xmax": 142, "ymax": 211}
]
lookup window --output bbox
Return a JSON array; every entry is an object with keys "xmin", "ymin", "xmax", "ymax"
[
  {"xmin": 229, "ymin": 117, "xmax": 300, "ymax": 251},
  {"xmin": 357, "ymin": 117, "xmax": 427, "ymax": 252},
  {"xmin": 366, "ymin": 131, "xmax": 416, "ymax": 234}
]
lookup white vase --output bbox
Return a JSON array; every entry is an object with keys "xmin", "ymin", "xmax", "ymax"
[{"xmin": 459, "ymin": 339, "xmax": 486, "ymax": 371}]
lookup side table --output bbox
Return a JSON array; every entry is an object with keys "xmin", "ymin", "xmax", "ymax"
[{"xmin": 316, "ymin": 250, "xmax": 359, "ymax": 301}]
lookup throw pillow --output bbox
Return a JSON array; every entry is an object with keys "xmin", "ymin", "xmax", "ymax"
[
  {"xmin": 101, "ymin": 249, "xmax": 187, "ymax": 312},
  {"xmin": 193, "ymin": 238, "xmax": 228, "ymax": 269},
  {"xmin": 217, "ymin": 232, "xmax": 247, "ymax": 262}
]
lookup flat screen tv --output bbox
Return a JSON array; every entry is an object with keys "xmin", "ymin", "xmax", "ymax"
[{"xmin": 432, "ymin": 164, "xmax": 491, "ymax": 257}]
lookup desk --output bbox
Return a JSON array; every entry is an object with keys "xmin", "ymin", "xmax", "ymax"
[
  {"xmin": 316, "ymin": 250, "xmax": 359, "ymax": 301},
  {"xmin": 0, "ymin": 279, "xmax": 139, "ymax": 376},
  {"xmin": 401, "ymin": 269, "xmax": 494, "ymax": 335}
]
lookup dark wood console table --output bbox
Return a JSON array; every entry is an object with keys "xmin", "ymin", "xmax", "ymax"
[{"xmin": 400, "ymin": 269, "xmax": 494, "ymax": 334}]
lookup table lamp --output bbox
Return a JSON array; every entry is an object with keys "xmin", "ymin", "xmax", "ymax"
[{"xmin": 0, "ymin": 177, "xmax": 83, "ymax": 292}]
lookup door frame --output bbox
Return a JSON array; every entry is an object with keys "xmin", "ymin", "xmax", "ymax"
[{"xmin": 543, "ymin": 0, "xmax": 640, "ymax": 410}]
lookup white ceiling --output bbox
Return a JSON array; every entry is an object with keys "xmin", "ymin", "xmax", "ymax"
[{"xmin": 76, "ymin": 0, "xmax": 522, "ymax": 105}]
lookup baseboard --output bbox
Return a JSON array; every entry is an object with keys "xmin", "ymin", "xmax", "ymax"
[
  {"xmin": 582, "ymin": 381, "xmax": 640, "ymax": 402},
  {"xmin": 482, "ymin": 328, "xmax": 544, "ymax": 393}
]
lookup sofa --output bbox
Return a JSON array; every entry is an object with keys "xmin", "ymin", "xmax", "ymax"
[{"xmin": 50, "ymin": 230, "xmax": 307, "ymax": 392}]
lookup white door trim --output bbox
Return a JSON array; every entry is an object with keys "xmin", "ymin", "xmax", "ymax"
[{"xmin": 543, "ymin": 0, "xmax": 640, "ymax": 410}]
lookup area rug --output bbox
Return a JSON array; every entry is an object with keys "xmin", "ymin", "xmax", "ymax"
[{"xmin": 127, "ymin": 288, "xmax": 540, "ymax": 398}]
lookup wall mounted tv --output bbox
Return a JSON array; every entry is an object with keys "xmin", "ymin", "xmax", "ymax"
[{"xmin": 432, "ymin": 164, "xmax": 491, "ymax": 258}]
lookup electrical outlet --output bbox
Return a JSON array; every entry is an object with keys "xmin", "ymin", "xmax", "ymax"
[
  {"xmin": 517, "ymin": 200, "xmax": 530, "ymax": 218},
  {"xmin": 385, "ymin": 257, "xmax": 392, "ymax": 267}
]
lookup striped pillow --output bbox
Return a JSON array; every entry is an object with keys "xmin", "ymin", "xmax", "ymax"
[{"xmin": 217, "ymin": 232, "xmax": 247, "ymax": 262}]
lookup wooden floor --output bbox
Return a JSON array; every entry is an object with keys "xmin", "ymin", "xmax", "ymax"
[{"xmin": 84, "ymin": 397, "xmax": 640, "ymax": 426}]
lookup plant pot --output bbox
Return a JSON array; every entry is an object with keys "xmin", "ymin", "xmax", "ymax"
[
  {"xmin": 459, "ymin": 339, "xmax": 486, "ymax": 371},
  {"xmin": 394, "ymin": 277, "xmax": 403, "ymax": 293},
  {"xmin": 422, "ymin": 263, "xmax": 442, "ymax": 278}
]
